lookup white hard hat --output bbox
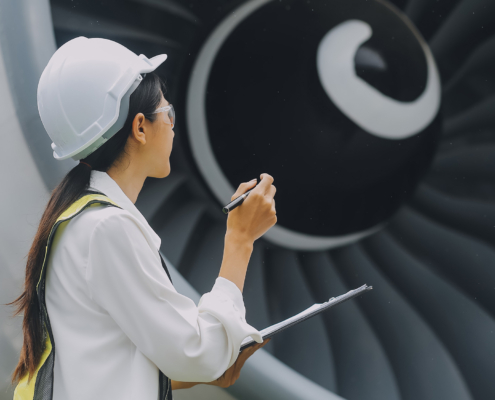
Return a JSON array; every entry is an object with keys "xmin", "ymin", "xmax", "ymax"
[{"xmin": 37, "ymin": 37, "xmax": 167, "ymax": 160}]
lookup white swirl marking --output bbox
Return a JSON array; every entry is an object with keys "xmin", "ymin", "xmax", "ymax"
[
  {"xmin": 317, "ymin": 20, "xmax": 441, "ymax": 139},
  {"xmin": 186, "ymin": 1, "xmax": 438, "ymax": 250}
]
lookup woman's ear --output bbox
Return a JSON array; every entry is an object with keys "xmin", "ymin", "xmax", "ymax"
[{"xmin": 131, "ymin": 113, "xmax": 147, "ymax": 145}]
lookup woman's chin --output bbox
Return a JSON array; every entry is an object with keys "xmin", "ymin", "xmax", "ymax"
[{"xmin": 156, "ymin": 165, "xmax": 171, "ymax": 179}]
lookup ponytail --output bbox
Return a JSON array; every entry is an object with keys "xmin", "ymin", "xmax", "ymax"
[{"xmin": 10, "ymin": 72, "xmax": 166, "ymax": 383}]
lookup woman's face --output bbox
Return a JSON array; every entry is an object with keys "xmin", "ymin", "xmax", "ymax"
[{"xmin": 146, "ymin": 94, "xmax": 175, "ymax": 178}]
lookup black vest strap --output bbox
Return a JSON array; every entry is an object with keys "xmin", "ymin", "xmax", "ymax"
[{"xmin": 159, "ymin": 253, "xmax": 173, "ymax": 285}]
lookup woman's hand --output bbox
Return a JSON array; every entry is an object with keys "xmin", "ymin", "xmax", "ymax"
[
  {"xmin": 226, "ymin": 173, "xmax": 277, "ymax": 243},
  {"xmin": 220, "ymin": 173, "xmax": 277, "ymax": 292},
  {"xmin": 207, "ymin": 338, "xmax": 271, "ymax": 388}
]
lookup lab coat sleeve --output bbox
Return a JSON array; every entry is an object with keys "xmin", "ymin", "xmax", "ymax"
[{"xmin": 85, "ymin": 211, "xmax": 262, "ymax": 382}]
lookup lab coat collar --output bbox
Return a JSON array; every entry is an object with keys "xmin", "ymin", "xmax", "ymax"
[{"xmin": 89, "ymin": 170, "xmax": 162, "ymax": 251}]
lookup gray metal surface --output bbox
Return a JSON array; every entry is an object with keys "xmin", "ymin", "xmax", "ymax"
[{"xmin": 0, "ymin": 0, "xmax": 74, "ymax": 190}]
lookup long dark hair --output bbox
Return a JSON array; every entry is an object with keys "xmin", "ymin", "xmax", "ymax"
[{"xmin": 9, "ymin": 72, "xmax": 166, "ymax": 383}]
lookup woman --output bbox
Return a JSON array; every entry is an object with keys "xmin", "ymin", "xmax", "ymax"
[{"xmin": 11, "ymin": 37, "xmax": 276, "ymax": 399}]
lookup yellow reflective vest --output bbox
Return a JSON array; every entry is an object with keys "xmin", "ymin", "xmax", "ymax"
[{"xmin": 14, "ymin": 192, "xmax": 173, "ymax": 400}]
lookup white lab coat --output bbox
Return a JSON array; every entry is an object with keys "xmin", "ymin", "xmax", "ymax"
[{"xmin": 45, "ymin": 170, "xmax": 262, "ymax": 400}]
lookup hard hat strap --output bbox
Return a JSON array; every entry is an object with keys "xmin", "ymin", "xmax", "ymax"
[{"xmin": 79, "ymin": 161, "xmax": 92, "ymax": 169}]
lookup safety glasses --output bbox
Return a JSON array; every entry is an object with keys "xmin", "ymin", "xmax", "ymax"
[{"xmin": 152, "ymin": 104, "xmax": 175, "ymax": 128}]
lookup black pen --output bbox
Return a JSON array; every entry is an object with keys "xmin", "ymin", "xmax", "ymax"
[{"xmin": 222, "ymin": 188, "xmax": 255, "ymax": 214}]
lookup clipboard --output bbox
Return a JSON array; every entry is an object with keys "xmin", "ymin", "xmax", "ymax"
[{"xmin": 240, "ymin": 284, "xmax": 373, "ymax": 351}]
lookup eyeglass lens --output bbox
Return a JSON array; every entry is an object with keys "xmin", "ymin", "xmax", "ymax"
[
  {"xmin": 166, "ymin": 105, "xmax": 175, "ymax": 127},
  {"xmin": 169, "ymin": 106, "xmax": 175, "ymax": 127}
]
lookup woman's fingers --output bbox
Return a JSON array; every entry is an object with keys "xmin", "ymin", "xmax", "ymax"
[
  {"xmin": 267, "ymin": 184, "xmax": 276, "ymax": 200},
  {"xmin": 231, "ymin": 179, "xmax": 257, "ymax": 201},
  {"xmin": 209, "ymin": 339, "xmax": 271, "ymax": 388},
  {"xmin": 239, "ymin": 338, "xmax": 271, "ymax": 361},
  {"xmin": 233, "ymin": 341, "xmax": 266, "ymax": 378},
  {"xmin": 256, "ymin": 173, "xmax": 274, "ymax": 194},
  {"xmin": 230, "ymin": 173, "xmax": 275, "ymax": 202}
]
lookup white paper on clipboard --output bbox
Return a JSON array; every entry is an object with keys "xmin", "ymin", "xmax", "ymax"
[{"xmin": 240, "ymin": 284, "xmax": 373, "ymax": 351}]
